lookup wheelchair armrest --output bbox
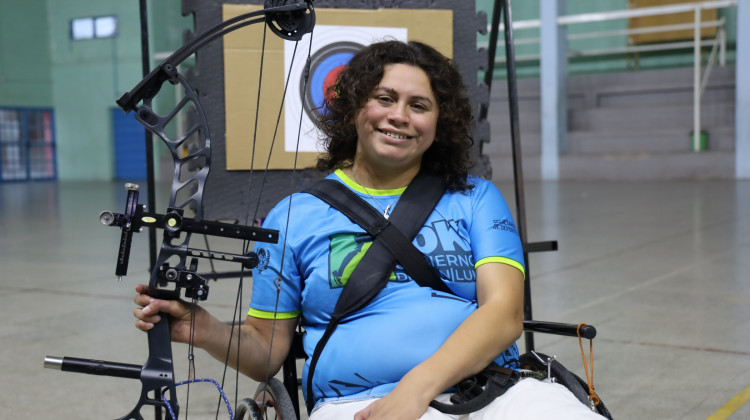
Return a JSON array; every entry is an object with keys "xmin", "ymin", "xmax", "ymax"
[{"xmin": 523, "ymin": 320, "xmax": 597, "ymax": 340}]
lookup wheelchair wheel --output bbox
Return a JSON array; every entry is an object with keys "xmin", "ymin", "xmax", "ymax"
[
  {"xmin": 518, "ymin": 352, "xmax": 612, "ymax": 419},
  {"xmin": 236, "ymin": 397, "xmax": 263, "ymax": 420},
  {"xmin": 251, "ymin": 377, "xmax": 297, "ymax": 420}
]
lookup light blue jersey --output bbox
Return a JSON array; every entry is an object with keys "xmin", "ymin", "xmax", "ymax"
[{"xmin": 250, "ymin": 170, "xmax": 525, "ymax": 407}]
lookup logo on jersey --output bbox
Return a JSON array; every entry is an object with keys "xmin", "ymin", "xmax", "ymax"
[
  {"xmin": 492, "ymin": 218, "xmax": 518, "ymax": 234},
  {"xmin": 328, "ymin": 233, "xmax": 372, "ymax": 288},
  {"xmin": 255, "ymin": 248, "xmax": 271, "ymax": 273},
  {"xmin": 414, "ymin": 219, "xmax": 476, "ymax": 283}
]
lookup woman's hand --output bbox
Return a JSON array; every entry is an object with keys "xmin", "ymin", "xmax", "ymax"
[
  {"xmin": 354, "ymin": 396, "xmax": 425, "ymax": 420},
  {"xmin": 133, "ymin": 284, "xmax": 213, "ymax": 346},
  {"xmin": 354, "ymin": 385, "xmax": 431, "ymax": 420}
]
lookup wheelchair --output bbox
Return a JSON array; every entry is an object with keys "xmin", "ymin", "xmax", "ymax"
[{"xmin": 235, "ymin": 320, "xmax": 612, "ymax": 420}]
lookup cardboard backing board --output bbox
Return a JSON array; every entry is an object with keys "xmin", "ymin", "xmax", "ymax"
[{"xmin": 223, "ymin": 5, "xmax": 453, "ymax": 170}]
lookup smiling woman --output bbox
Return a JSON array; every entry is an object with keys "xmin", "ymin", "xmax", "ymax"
[
  {"xmin": 132, "ymin": 40, "xmax": 604, "ymax": 420},
  {"xmin": 316, "ymin": 40, "xmax": 475, "ymax": 192}
]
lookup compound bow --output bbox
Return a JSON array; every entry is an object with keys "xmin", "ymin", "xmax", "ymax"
[{"xmin": 44, "ymin": 1, "xmax": 316, "ymax": 418}]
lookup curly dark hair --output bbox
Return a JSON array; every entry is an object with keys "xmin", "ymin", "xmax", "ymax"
[{"xmin": 315, "ymin": 40, "xmax": 475, "ymax": 190}]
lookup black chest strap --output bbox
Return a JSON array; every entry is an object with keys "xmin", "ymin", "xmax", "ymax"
[{"xmin": 300, "ymin": 171, "xmax": 448, "ymax": 411}]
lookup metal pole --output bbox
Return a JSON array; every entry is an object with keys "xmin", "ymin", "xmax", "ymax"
[
  {"xmin": 720, "ymin": 26, "xmax": 726, "ymax": 66},
  {"xmin": 483, "ymin": 0, "xmax": 504, "ymax": 108},
  {"xmin": 139, "ymin": 0, "xmax": 157, "ymax": 271},
  {"xmin": 498, "ymin": 0, "xmax": 534, "ymax": 352},
  {"xmin": 693, "ymin": 7, "xmax": 702, "ymax": 152},
  {"xmin": 737, "ymin": 0, "xmax": 750, "ymax": 178},
  {"xmin": 138, "ymin": 2, "xmax": 160, "ymax": 418}
]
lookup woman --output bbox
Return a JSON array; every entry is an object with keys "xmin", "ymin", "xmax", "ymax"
[{"xmin": 134, "ymin": 40, "xmax": 604, "ymax": 420}]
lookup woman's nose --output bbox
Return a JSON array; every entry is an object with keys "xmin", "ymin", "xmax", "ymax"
[{"xmin": 387, "ymin": 104, "xmax": 409, "ymax": 125}]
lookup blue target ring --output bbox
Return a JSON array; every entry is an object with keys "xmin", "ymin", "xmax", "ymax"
[{"xmin": 310, "ymin": 52, "xmax": 354, "ymax": 109}]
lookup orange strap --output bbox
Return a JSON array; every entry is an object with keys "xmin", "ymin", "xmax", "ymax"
[{"xmin": 577, "ymin": 323, "xmax": 601, "ymax": 406}]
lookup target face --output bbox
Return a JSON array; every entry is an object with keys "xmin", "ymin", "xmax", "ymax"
[
  {"xmin": 284, "ymin": 25, "xmax": 408, "ymax": 153},
  {"xmin": 302, "ymin": 41, "xmax": 362, "ymax": 122}
]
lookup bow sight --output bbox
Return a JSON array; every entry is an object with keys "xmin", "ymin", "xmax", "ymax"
[
  {"xmin": 99, "ymin": 183, "xmax": 278, "ymax": 299},
  {"xmin": 44, "ymin": 1, "xmax": 315, "ymax": 419}
]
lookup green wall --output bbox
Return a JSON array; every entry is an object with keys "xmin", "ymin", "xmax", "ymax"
[
  {"xmin": 47, "ymin": 1, "xmax": 142, "ymax": 180},
  {"xmin": 0, "ymin": 0, "xmax": 53, "ymax": 106}
]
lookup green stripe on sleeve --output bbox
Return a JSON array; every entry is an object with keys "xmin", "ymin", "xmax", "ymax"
[
  {"xmin": 247, "ymin": 307, "xmax": 301, "ymax": 320},
  {"xmin": 475, "ymin": 256, "xmax": 526, "ymax": 279}
]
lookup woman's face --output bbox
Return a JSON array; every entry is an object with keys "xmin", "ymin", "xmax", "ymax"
[{"xmin": 353, "ymin": 63, "xmax": 438, "ymax": 175}]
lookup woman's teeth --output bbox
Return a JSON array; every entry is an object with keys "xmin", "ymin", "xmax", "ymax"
[{"xmin": 380, "ymin": 130, "xmax": 409, "ymax": 139}]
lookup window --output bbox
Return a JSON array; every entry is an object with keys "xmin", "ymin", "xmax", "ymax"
[
  {"xmin": 0, "ymin": 108, "xmax": 56, "ymax": 181},
  {"xmin": 70, "ymin": 16, "xmax": 118, "ymax": 40}
]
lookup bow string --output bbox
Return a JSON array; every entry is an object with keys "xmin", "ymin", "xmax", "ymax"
[{"xmin": 44, "ymin": 2, "xmax": 316, "ymax": 419}]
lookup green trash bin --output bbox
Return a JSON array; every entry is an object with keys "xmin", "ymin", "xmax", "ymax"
[{"xmin": 690, "ymin": 130, "xmax": 708, "ymax": 152}]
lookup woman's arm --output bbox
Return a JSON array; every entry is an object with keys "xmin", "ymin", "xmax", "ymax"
[
  {"xmin": 355, "ymin": 262, "xmax": 524, "ymax": 420},
  {"xmin": 201, "ymin": 314, "xmax": 298, "ymax": 381}
]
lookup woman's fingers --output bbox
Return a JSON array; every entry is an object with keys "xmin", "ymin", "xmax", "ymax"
[
  {"xmin": 133, "ymin": 285, "xmax": 169, "ymax": 330},
  {"xmin": 133, "ymin": 285, "xmax": 184, "ymax": 318},
  {"xmin": 132, "ymin": 284, "xmax": 199, "ymax": 343},
  {"xmin": 134, "ymin": 304, "xmax": 161, "ymax": 320},
  {"xmin": 135, "ymin": 318, "xmax": 157, "ymax": 331},
  {"xmin": 133, "ymin": 294, "xmax": 162, "ymax": 332}
]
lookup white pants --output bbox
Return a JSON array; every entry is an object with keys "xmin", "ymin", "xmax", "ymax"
[{"xmin": 310, "ymin": 378, "xmax": 607, "ymax": 420}]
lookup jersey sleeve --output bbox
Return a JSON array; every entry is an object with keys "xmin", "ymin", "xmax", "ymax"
[
  {"xmin": 469, "ymin": 180, "xmax": 526, "ymax": 278},
  {"xmin": 248, "ymin": 197, "xmax": 303, "ymax": 319}
]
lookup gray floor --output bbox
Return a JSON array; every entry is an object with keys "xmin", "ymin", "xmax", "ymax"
[{"xmin": 1, "ymin": 178, "xmax": 749, "ymax": 419}]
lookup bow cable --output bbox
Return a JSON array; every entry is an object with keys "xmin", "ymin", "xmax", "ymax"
[{"xmin": 259, "ymin": 27, "xmax": 316, "ymax": 398}]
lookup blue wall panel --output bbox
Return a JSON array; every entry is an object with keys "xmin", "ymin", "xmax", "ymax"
[{"xmin": 112, "ymin": 108, "xmax": 146, "ymax": 179}]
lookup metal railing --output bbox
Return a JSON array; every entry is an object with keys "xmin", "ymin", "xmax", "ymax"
[{"xmin": 482, "ymin": 0, "xmax": 738, "ymax": 152}]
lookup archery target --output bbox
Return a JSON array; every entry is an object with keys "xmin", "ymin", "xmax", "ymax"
[
  {"xmin": 302, "ymin": 41, "xmax": 361, "ymax": 123},
  {"xmin": 284, "ymin": 25, "xmax": 408, "ymax": 153}
]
